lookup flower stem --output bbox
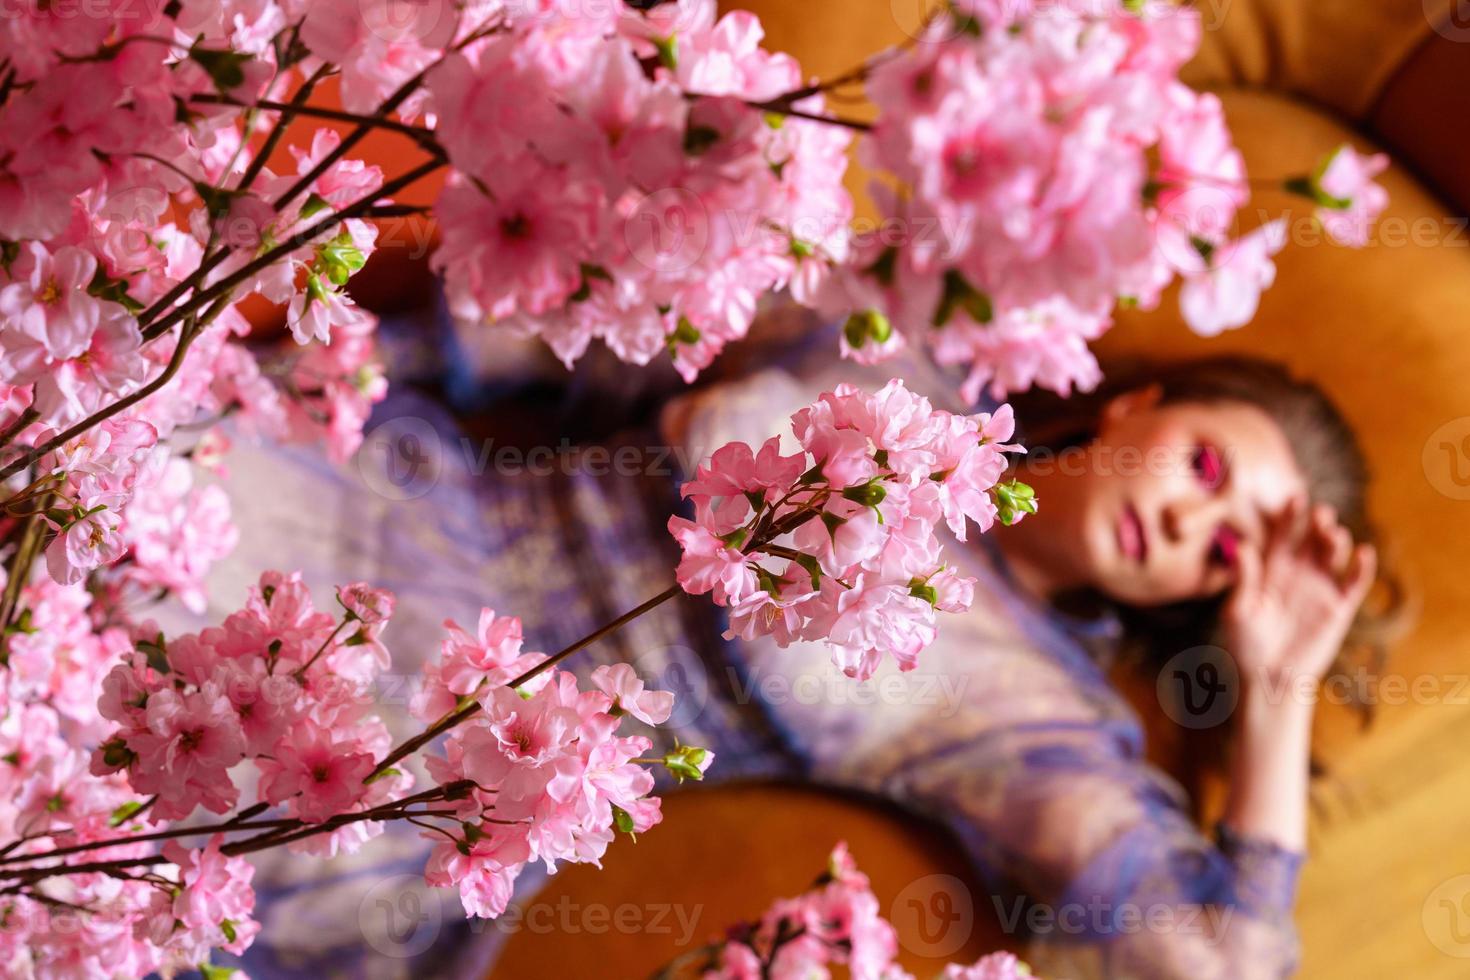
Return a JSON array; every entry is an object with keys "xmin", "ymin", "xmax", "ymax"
[{"xmin": 364, "ymin": 584, "xmax": 684, "ymax": 781}]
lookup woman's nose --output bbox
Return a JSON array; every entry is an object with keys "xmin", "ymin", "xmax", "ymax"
[{"xmin": 1160, "ymin": 498, "xmax": 1223, "ymax": 546}]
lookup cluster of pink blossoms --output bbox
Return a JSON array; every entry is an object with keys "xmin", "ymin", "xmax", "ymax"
[
  {"xmin": 0, "ymin": 572, "xmax": 706, "ymax": 973},
  {"xmin": 670, "ymin": 378, "xmax": 1030, "ymax": 681},
  {"xmin": 91, "ymin": 573, "xmax": 409, "ymax": 833},
  {"xmin": 413, "ymin": 607, "xmax": 707, "ymax": 919},
  {"xmin": 808, "ymin": 0, "xmax": 1388, "ymax": 401},
  {"xmin": 426, "ymin": 0, "xmax": 854, "ymax": 381},
  {"xmin": 1, "ymin": 0, "xmax": 394, "ymax": 594},
  {"xmin": 694, "ymin": 843, "xmax": 1031, "ymax": 980},
  {"xmin": 0, "ymin": 589, "xmax": 262, "ymax": 976}
]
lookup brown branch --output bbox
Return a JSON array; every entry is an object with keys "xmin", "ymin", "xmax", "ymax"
[
  {"xmin": 364, "ymin": 584, "xmax": 685, "ymax": 781},
  {"xmin": 139, "ymin": 154, "xmax": 444, "ymax": 342},
  {"xmin": 0, "ymin": 321, "xmax": 204, "ymax": 484}
]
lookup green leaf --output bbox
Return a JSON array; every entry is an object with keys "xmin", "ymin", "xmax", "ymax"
[
  {"xmin": 666, "ymin": 315, "xmax": 702, "ymax": 355},
  {"xmin": 933, "ymin": 269, "xmax": 993, "ymax": 327},
  {"xmin": 908, "ymin": 577, "xmax": 938, "ymax": 606},
  {"xmin": 200, "ymin": 961, "xmax": 238, "ymax": 980},
  {"xmin": 795, "ymin": 552, "xmax": 823, "ymax": 591},
  {"xmin": 300, "ymin": 192, "xmax": 332, "ymax": 220},
  {"xmin": 138, "ymin": 633, "xmax": 169, "ymax": 675},
  {"xmin": 1189, "ymin": 235, "xmax": 1216, "ymax": 264},
  {"xmin": 1282, "ymin": 171, "xmax": 1352, "ymax": 211},
  {"xmin": 841, "ymin": 481, "xmax": 887, "ymax": 508},
  {"xmin": 653, "ymin": 34, "xmax": 678, "ymax": 72},
  {"xmin": 318, "ymin": 229, "xmax": 366, "ymax": 286},
  {"xmin": 220, "ymin": 919, "xmax": 237, "ymax": 943},
  {"xmin": 109, "ymin": 801, "xmax": 146, "ymax": 828},
  {"xmin": 100, "ymin": 737, "xmax": 136, "ymax": 770},
  {"xmin": 612, "ymin": 804, "xmax": 636, "ymax": 835},
  {"xmin": 363, "ymin": 767, "xmax": 401, "ymax": 785},
  {"xmin": 87, "ymin": 266, "xmax": 144, "ymax": 313},
  {"xmin": 683, "ymin": 124, "xmax": 721, "ymax": 156},
  {"xmin": 867, "ymin": 245, "xmax": 898, "ymax": 287},
  {"xmin": 188, "ymin": 42, "xmax": 253, "ymax": 92}
]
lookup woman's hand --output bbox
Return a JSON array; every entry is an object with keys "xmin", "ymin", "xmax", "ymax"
[
  {"xmin": 1219, "ymin": 499, "xmax": 1376, "ymax": 852},
  {"xmin": 1221, "ymin": 498, "xmax": 1377, "ymax": 692}
]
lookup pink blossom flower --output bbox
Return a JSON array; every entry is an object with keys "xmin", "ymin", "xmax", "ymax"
[
  {"xmin": 337, "ymin": 581, "xmax": 397, "ymax": 624},
  {"xmin": 162, "ymin": 835, "xmax": 260, "ymax": 955},
  {"xmin": 257, "ymin": 720, "xmax": 376, "ymax": 823},
  {"xmin": 124, "ymin": 460, "xmax": 238, "ymax": 613},
  {"xmin": 667, "ymin": 516, "xmax": 757, "ymax": 605},
  {"xmin": 433, "ymin": 167, "xmax": 602, "ymax": 324},
  {"xmin": 591, "ymin": 664, "xmax": 675, "ymax": 725},
  {"xmin": 824, "ymin": 579, "xmax": 937, "ymax": 679},
  {"xmin": 126, "ymin": 682, "xmax": 247, "ymax": 820},
  {"xmin": 45, "ymin": 493, "xmax": 128, "ymax": 585},
  {"xmin": 1311, "ymin": 144, "xmax": 1389, "ymax": 248},
  {"xmin": 286, "ymin": 275, "xmax": 373, "ymax": 345},
  {"xmin": 438, "ymin": 608, "xmax": 541, "ymax": 696},
  {"xmin": 0, "ymin": 243, "xmax": 102, "ymax": 362},
  {"xmin": 673, "ymin": 380, "xmax": 1024, "ymax": 680},
  {"xmin": 941, "ymin": 953, "xmax": 1032, "ymax": 979},
  {"xmin": 1178, "ymin": 219, "xmax": 1287, "ymax": 336}
]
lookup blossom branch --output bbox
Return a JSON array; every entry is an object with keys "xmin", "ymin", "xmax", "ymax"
[
  {"xmin": 139, "ymin": 154, "xmax": 445, "ymax": 342},
  {"xmin": 365, "ymin": 584, "xmax": 685, "ymax": 781},
  {"xmin": 188, "ymin": 93, "xmax": 443, "ymax": 150}
]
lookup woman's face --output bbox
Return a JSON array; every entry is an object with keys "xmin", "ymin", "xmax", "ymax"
[{"xmin": 1065, "ymin": 388, "xmax": 1308, "ymax": 606}]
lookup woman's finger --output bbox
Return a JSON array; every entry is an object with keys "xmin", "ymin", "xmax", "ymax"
[
  {"xmin": 1342, "ymin": 543, "xmax": 1378, "ymax": 604},
  {"xmin": 1302, "ymin": 502, "xmax": 1334, "ymax": 563},
  {"xmin": 1228, "ymin": 540, "xmax": 1263, "ymax": 614},
  {"xmin": 1264, "ymin": 495, "xmax": 1305, "ymax": 567},
  {"xmin": 1325, "ymin": 522, "xmax": 1354, "ymax": 580}
]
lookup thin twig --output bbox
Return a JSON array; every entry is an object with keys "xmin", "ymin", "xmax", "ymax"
[
  {"xmin": 140, "ymin": 155, "xmax": 444, "ymax": 342},
  {"xmin": 364, "ymin": 584, "xmax": 685, "ymax": 781}
]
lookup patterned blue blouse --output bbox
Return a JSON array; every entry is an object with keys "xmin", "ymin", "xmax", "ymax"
[{"xmin": 194, "ymin": 306, "xmax": 1304, "ymax": 979}]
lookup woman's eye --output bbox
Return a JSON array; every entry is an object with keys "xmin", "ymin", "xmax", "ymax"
[
  {"xmin": 1208, "ymin": 525, "xmax": 1240, "ymax": 569},
  {"xmin": 1191, "ymin": 444, "xmax": 1224, "ymax": 491}
]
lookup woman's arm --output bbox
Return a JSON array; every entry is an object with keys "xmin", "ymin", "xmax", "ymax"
[{"xmin": 1220, "ymin": 499, "xmax": 1378, "ymax": 852}]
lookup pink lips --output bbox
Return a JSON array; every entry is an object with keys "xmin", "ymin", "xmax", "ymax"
[{"xmin": 1118, "ymin": 503, "xmax": 1148, "ymax": 564}]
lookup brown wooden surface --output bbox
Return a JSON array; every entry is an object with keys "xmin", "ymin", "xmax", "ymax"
[{"xmin": 487, "ymin": 784, "xmax": 1009, "ymax": 978}]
